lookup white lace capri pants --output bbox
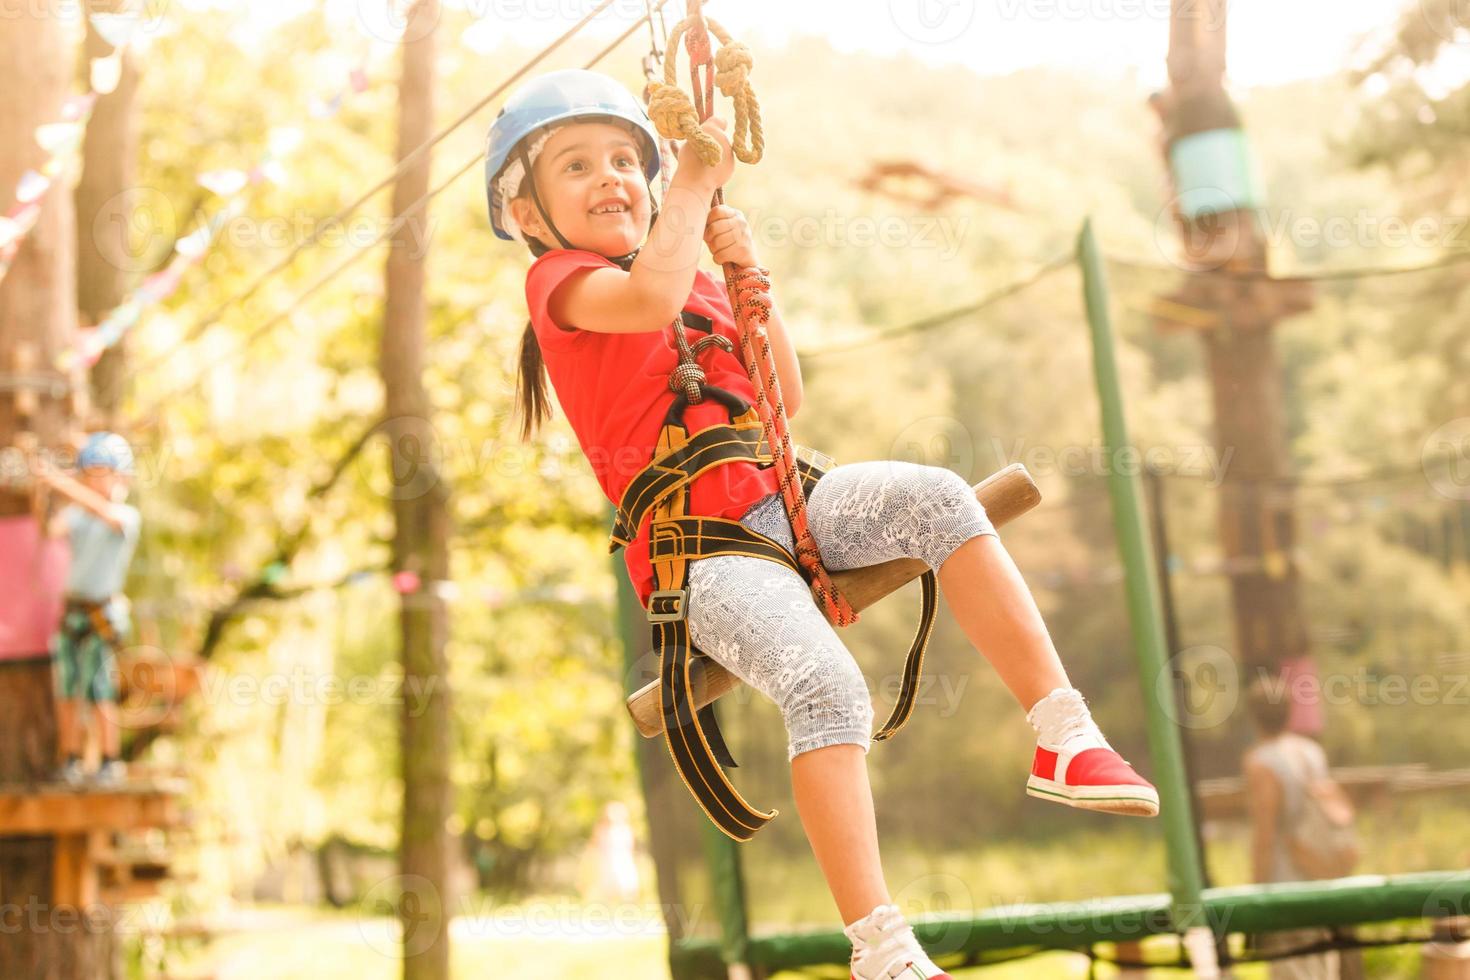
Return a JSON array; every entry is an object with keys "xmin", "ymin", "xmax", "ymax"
[{"xmin": 685, "ymin": 460, "xmax": 997, "ymax": 762}]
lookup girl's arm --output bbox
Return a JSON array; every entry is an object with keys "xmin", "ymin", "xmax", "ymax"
[
  {"xmin": 703, "ymin": 203, "xmax": 803, "ymax": 418},
  {"xmin": 34, "ymin": 459, "xmax": 128, "ymax": 534},
  {"xmin": 548, "ymin": 118, "xmax": 734, "ymax": 334},
  {"xmin": 1243, "ymin": 753, "xmax": 1281, "ymax": 883}
]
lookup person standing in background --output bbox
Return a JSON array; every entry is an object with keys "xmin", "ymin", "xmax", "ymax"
[
  {"xmin": 35, "ymin": 432, "xmax": 142, "ymax": 787},
  {"xmin": 1242, "ymin": 675, "xmax": 1344, "ymax": 980}
]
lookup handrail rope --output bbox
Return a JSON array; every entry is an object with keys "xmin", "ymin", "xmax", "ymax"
[
  {"xmin": 1105, "ymin": 245, "xmax": 1470, "ymax": 283},
  {"xmin": 799, "ymin": 252, "xmax": 1075, "ymax": 360}
]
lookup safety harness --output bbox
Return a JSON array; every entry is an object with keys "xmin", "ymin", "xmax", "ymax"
[
  {"xmin": 61, "ymin": 596, "xmax": 122, "ymax": 649},
  {"xmin": 607, "ymin": 324, "xmax": 942, "ymax": 843}
]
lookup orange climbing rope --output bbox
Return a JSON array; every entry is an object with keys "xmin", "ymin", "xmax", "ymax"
[{"xmin": 654, "ymin": 0, "xmax": 858, "ymax": 629}]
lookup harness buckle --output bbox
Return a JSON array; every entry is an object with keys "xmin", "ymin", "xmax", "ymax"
[
  {"xmin": 647, "ymin": 589, "xmax": 689, "ymax": 623},
  {"xmin": 795, "ymin": 445, "xmax": 835, "ymax": 472}
]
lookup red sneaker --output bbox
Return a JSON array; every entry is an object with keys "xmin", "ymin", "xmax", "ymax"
[{"xmin": 1027, "ymin": 729, "xmax": 1160, "ymax": 816}]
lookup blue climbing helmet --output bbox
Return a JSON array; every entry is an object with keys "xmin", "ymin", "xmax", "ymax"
[
  {"xmin": 485, "ymin": 68, "xmax": 662, "ymax": 242},
  {"xmin": 78, "ymin": 431, "xmax": 135, "ymax": 476}
]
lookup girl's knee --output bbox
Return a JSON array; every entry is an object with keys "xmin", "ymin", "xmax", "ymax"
[
  {"xmin": 914, "ymin": 465, "xmax": 998, "ymax": 568},
  {"xmin": 920, "ymin": 464, "xmax": 980, "ymax": 511},
  {"xmin": 780, "ymin": 651, "xmax": 873, "ymax": 758}
]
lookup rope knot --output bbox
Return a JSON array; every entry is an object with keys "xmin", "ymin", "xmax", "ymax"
[
  {"xmin": 646, "ymin": 82, "xmax": 721, "ymax": 167},
  {"xmin": 713, "ymin": 41, "xmax": 752, "ymax": 94},
  {"xmin": 668, "ymin": 361, "xmax": 708, "ymax": 403}
]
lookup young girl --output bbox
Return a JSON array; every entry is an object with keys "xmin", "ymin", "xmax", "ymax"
[{"xmin": 488, "ymin": 68, "xmax": 1159, "ymax": 980}]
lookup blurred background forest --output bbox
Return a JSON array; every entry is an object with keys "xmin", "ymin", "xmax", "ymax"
[{"xmin": 3, "ymin": 0, "xmax": 1470, "ymax": 976}]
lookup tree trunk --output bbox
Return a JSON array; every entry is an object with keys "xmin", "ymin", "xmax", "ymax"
[
  {"xmin": 1165, "ymin": 0, "xmax": 1311, "ymax": 682},
  {"xmin": 75, "ymin": 0, "xmax": 142, "ymax": 425},
  {"xmin": 0, "ymin": 8, "xmax": 118, "ymax": 979},
  {"xmin": 378, "ymin": 3, "xmax": 452, "ymax": 978},
  {"xmin": 0, "ymin": 3, "xmax": 77, "ymax": 481}
]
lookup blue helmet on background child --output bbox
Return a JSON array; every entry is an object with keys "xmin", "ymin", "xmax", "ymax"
[
  {"xmin": 78, "ymin": 432, "xmax": 135, "ymax": 476},
  {"xmin": 485, "ymin": 68, "xmax": 662, "ymax": 242}
]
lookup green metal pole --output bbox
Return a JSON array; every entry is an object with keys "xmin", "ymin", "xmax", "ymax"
[
  {"xmin": 1076, "ymin": 219, "xmax": 1209, "ymax": 935},
  {"xmin": 699, "ymin": 792, "xmax": 756, "ymax": 970},
  {"xmin": 609, "ymin": 501, "xmax": 754, "ymax": 976}
]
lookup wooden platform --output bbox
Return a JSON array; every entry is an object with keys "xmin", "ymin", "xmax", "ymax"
[{"xmin": 0, "ymin": 777, "xmax": 186, "ymax": 836}]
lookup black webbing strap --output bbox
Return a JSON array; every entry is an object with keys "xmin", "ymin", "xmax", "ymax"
[
  {"xmin": 64, "ymin": 597, "xmax": 120, "ymax": 648},
  {"xmin": 626, "ymin": 392, "xmax": 943, "ymax": 841},
  {"xmin": 872, "ymin": 569, "xmax": 940, "ymax": 741},
  {"xmin": 650, "ymin": 512, "xmax": 801, "ymax": 841},
  {"xmin": 608, "ymin": 416, "xmax": 771, "ymax": 554}
]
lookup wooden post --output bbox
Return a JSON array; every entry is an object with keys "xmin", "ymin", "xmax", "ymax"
[
  {"xmin": 76, "ymin": 0, "xmax": 143, "ymax": 425},
  {"xmin": 1162, "ymin": 0, "xmax": 1317, "ymax": 694},
  {"xmin": 381, "ymin": 2, "xmax": 452, "ymax": 978}
]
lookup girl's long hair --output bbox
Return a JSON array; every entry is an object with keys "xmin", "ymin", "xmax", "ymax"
[{"xmin": 514, "ymin": 230, "xmax": 554, "ymax": 443}]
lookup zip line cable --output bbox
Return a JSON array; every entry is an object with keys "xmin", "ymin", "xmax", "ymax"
[
  {"xmin": 102, "ymin": 0, "xmax": 639, "ymax": 408},
  {"xmin": 124, "ymin": 3, "xmax": 673, "ymax": 427}
]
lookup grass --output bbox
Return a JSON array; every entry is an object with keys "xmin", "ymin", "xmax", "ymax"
[{"xmin": 144, "ymin": 800, "xmax": 1467, "ymax": 978}]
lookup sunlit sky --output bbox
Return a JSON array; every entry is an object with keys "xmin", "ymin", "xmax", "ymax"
[{"xmin": 437, "ymin": 0, "xmax": 1408, "ymax": 90}]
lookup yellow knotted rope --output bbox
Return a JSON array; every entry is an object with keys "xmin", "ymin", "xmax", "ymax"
[{"xmin": 645, "ymin": 16, "xmax": 763, "ymax": 167}]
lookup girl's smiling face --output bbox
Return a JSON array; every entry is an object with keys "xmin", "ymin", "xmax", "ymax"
[{"xmin": 509, "ymin": 120, "xmax": 653, "ymax": 257}]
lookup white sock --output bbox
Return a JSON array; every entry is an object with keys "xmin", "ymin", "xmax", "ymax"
[
  {"xmin": 1025, "ymin": 686, "xmax": 1107, "ymax": 748},
  {"xmin": 845, "ymin": 903, "xmax": 946, "ymax": 979}
]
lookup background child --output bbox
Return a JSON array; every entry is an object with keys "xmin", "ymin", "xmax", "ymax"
[
  {"xmin": 486, "ymin": 68, "xmax": 1159, "ymax": 980},
  {"xmin": 35, "ymin": 431, "xmax": 141, "ymax": 788}
]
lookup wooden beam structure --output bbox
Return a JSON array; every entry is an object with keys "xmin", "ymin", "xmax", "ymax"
[{"xmin": 0, "ymin": 780, "xmax": 185, "ymax": 836}]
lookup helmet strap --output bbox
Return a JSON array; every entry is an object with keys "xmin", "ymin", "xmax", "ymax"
[{"xmin": 519, "ymin": 142, "xmax": 575, "ymax": 251}]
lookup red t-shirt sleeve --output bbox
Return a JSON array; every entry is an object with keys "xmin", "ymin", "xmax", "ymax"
[{"xmin": 525, "ymin": 249, "xmax": 617, "ymax": 353}]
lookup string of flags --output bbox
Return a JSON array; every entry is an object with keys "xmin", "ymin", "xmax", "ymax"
[
  {"xmin": 309, "ymin": 63, "xmax": 371, "ymax": 119},
  {"xmin": 58, "ymin": 53, "xmax": 375, "ymax": 373},
  {"xmin": 0, "ymin": 10, "xmax": 158, "ymax": 288},
  {"xmin": 0, "ymin": 93, "xmax": 99, "ymax": 287}
]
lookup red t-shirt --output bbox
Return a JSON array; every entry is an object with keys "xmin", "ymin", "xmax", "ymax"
[{"xmin": 525, "ymin": 248, "xmax": 780, "ymax": 608}]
